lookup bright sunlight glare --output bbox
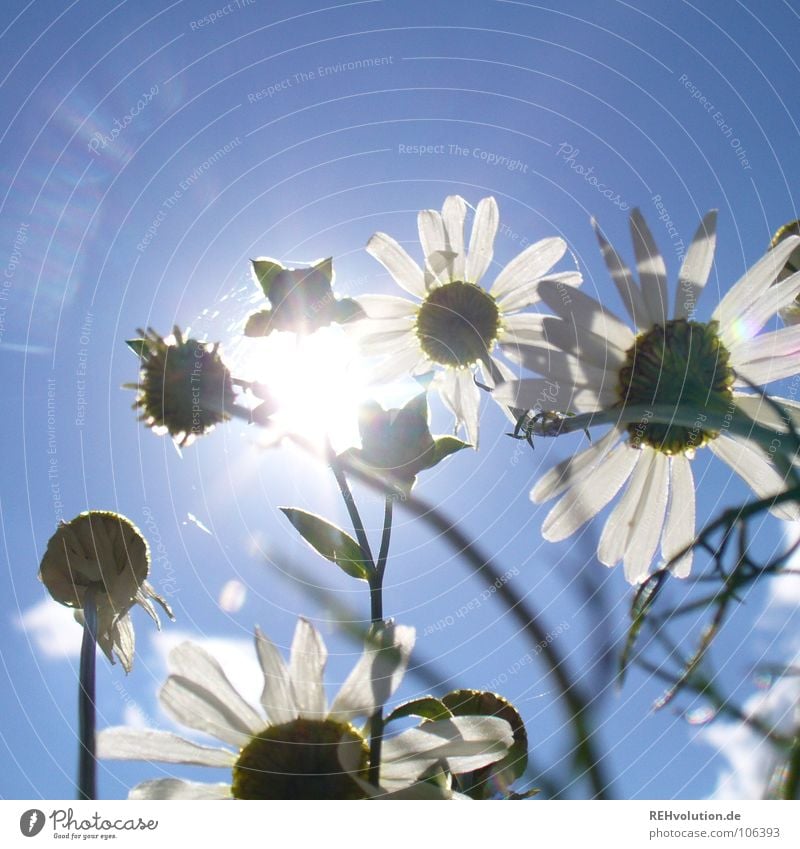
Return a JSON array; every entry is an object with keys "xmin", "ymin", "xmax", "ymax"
[{"xmin": 235, "ymin": 327, "xmax": 372, "ymax": 451}]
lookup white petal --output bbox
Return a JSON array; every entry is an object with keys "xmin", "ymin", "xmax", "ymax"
[
  {"xmin": 381, "ymin": 716, "xmax": 512, "ymax": 780},
  {"xmin": 356, "ymin": 294, "xmax": 417, "ymax": 319},
  {"xmin": 418, "ymin": 209, "xmax": 449, "ymax": 284},
  {"xmin": 512, "ymin": 344, "xmax": 610, "ymax": 390},
  {"xmin": 713, "ymin": 238, "xmax": 800, "ymax": 334},
  {"xmin": 734, "ymin": 355, "xmax": 800, "ymax": 387},
  {"xmin": 366, "ymin": 232, "xmax": 426, "ymax": 298},
  {"xmin": 722, "ymin": 270, "xmax": 800, "ymax": 353},
  {"xmin": 630, "ymin": 209, "xmax": 668, "ymax": 327},
  {"xmin": 160, "ymin": 675, "xmax": 259, "ymax": 748},
  {"xmin": 112, "ymin": 614, "xmax": 135, "ymax": 674},
  {"xmin": 436, "ymin": 368, "xmax": 481, "ymax": 447},
  {"xmin": 541, "ymin": 441, "xmax": 639, "ymax": 541},
  {"xmin": 359, "ymin": 327, "xmax": 416, "ymax": 357},
  {"xmin": 623, "ymin": 450, "xmax": 670, "ymax": 584},
  {"xmin": 96, "ymin": 728, "xmax": 235, "ymax": 767},
  {"xmin": 497, "ymin": 312, "xmax": 547, "ymax": 348},
  {"xmin": 731, "ymin": 324, "xmax": 800, "ymax": 370},
  {"xmin": 593, "ymin": 218, "xmax": 652, "ymax": 329},
  {"xmin": 288, "ymin": 618, "xmax": 328, "ymax": 719},
  {"xmin": 130, "ymin": 779, "xmax": 232, "ymax": 800},
  {"xmin": 491, "ymin": 237, "xmax": 567, "ymax": 301},
  {"xmin": 498, "ymin": 270, "xmax": 582, "ymax": 313},
  {"xmin": 465, "ymin": 197, "xmax": 498, "ymax": 284},
  {"xmin": 366, "ymin": 347, "xmax": 428, "ymax": 384},
  {"xmin": 538, "ymin": 315, "xmax": 627, "ymax": 371},
  {"xmin": 531, "ymin": 428, "xmax": 623, "ymax": 502},
  {"xmin": 597, "ymin": 450, "xmax": 658, "ymax": 580},
  {"xmin": 329, "ymin": 622, "xmax": 415, "ymax": 721},
  {"xmin": 674, "ymin": 211, "xmax": 717, "ymax": 320},
  {"xmin": 442, "ymin": 195, "xmax": 467, "ymax": 281},
  {"xmin": 165, "ymin": 642, "xmax": 263, "ymax": 741},
  {"xmin": 255, "ymin": 627, "xmax": 298, "ymax": 725},
  {"xmin": 708, "ymin": 435, "xmax": 800, "ymax": 521},
  {"xmin": 536, "ymin": 279, "xmax": 635, "ymax": 352},
  {"xmin": 732, "ymin": 392, "xmax": 800, "ymax": 432},
  {"xmin": 662, "ymin": 454, "xmax": 695, "ymax": 578}
]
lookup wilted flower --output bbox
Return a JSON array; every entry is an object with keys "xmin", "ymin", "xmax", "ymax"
[
  {"xmin": 39, "ymin": 511, "xmax": 173, "ymax": 672},
  {"xmin": 341, "ymin": 394, "xmax": 470, "ymax": 493},
  {"xmin": 97, "ymin": 619, "xmax": 513, "ymax": 799},
  {"xmin": 127, "ymin": 327, "xmax": 236, "ymax": 447},
  {"xmin": 245, "ymin": 257, "xmax": 364, "ymax": 337}
]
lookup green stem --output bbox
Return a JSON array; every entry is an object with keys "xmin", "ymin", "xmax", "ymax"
[
  {"xmin": 77, "ymin": 592, "xmax": 98, "ymax": 801},
  {"xmin": 328, "ymin": 448, "xmax": 375, "ymax": 572},
  {"xmin": 367, "ymin": 497, "xmax": 394, "ymax": 788}
]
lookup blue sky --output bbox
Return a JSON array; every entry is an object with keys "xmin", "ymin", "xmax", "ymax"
[{"xmin": 2, "ymin": 0, "xmax": 800, "ymax": 800}]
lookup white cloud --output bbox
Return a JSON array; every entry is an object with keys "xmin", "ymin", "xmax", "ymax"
[{"xmin": 16, "ymin": 598, "xmax": 82, "ymax": 659}]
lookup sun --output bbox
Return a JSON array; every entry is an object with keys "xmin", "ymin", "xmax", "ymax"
[{"xmin": 234, "ymin": 327, "xmax": 371, "ymax": 451}]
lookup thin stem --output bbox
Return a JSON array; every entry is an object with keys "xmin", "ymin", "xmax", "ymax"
[
  {"xmin": 77, "ymin": 592, "xmax": 98, "ymax": 801},
  {"xmin": 367, "ymin": 497, "xmax": 394, "ymax": 787},
  {"xmin": 779, "ymin": 732, "xmax": 800, "ymax": 799},
  {"xmin": 291, "ymin": 433, "xmax": 610, "ymax": 797},
  {"xmin": 328, "ymin": 447, "xmax": 375, "ymax": 572}
]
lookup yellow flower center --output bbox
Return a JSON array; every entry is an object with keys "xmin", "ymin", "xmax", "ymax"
[
  {"xmin": 231, "ymin": 718, "xmax": 369, "ymax": 800},
  {"xmin": 618, "ymin": 319, "xmax": 734, "ymax": 455},
  {"xmin": 415, "ymin": 281, "xmax": 500, "ymax": 367}
]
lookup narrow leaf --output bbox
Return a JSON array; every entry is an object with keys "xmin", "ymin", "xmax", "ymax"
[
  {"xmin": 385, "ymin": 697, "xmax": 453, "ymax": 725},
  {"xmin": 280, "ymin": 508, "xmax": 371, "ymax": 581},
  {"xmin": 125, "ymin": 339, "xmax": 148, "ymax": 358}
]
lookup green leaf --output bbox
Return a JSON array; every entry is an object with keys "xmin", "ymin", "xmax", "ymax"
[
  {"xmin": 618, "ymin": 568, "xmax": 668, "ymax": 687},
  {"xmin": 244, "ymin": 309, "xmax": 274, "ymax": 337},
  {"xmin": 251, "ymin": 259, "xmax": 284, "ymax": 298},
  {"xmin": 125, "ymin": 338, "xmax": 148, "ymax": 357},
  {"xmin": 442, "ymin": 689, "xmax": 528, "ymax": 798},
  {"xmin": 279, "ymin": 508, "xmax": 371, "ymax": 581},
  {"xmin": 427, "ymin": 436, "xmax": 471, "ymax": 468},
  {"xmin": 385, "ymin": 697, "xmax": 453, "ymax": 725}
]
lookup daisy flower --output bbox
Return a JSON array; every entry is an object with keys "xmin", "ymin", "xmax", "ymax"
[
  {"xmin": 97, "ymin": 619, "xmax": 513, "ymax": 799},
  {"xmin": 495, "ymin": 209, "xmax": 800, "ymax": 583},
  {"xmin": 356, "ymin": 195, "xmax": 581, "ymax": 445}
]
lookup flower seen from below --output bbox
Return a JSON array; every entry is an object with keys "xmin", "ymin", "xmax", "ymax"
[
  {"xmin": 97, "ymin": 619, "xmax": 514, "ymax": 799},
  {"xmin": 355, "ymin": 195, "xmax": 581, "ymax": 445},
  {"xmin": 38, "ymin": 511, "xmax": 173, "ymax": 672},
  {"xmin": 127, "ymin": 327, "xmax": 236, "ymax": 447},
  {"xmin": 245, "ymin": 256, "xmax": 364, "ymax": 337},
  {"xmin": 495, "ymin": 209, "xmax": 800, "ymax": 583},
  {"xmin": 341, "ymin": 394, "xmax": 470, "ymax": 494}
]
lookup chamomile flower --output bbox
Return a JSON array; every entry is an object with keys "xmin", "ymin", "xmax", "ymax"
[
  {"xmin": 97, "ymin": 619, "xmax": 513, "ymax": 799},
  {"xmin": 355, "ymin": 196, "xmax": 581, "ymax": 445},
  {"xmin": 495, "ymin": 210, "xmax": 800, "ymax": 583}
]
